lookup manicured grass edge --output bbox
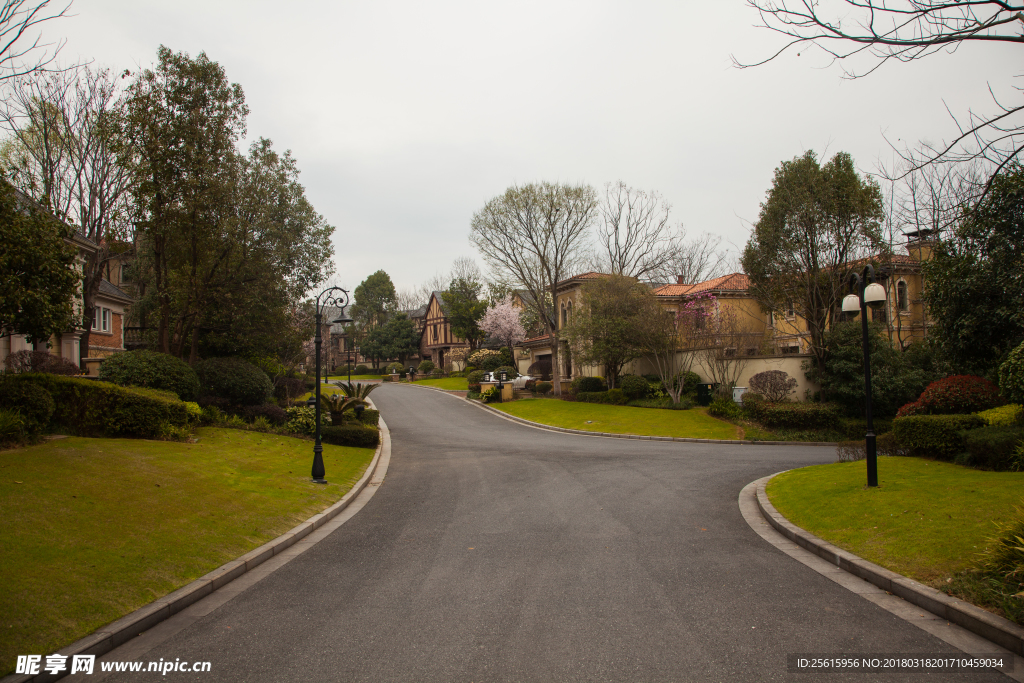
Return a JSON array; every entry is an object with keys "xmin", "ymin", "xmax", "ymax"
[
  {"xmin": 754, "ymin": 473, "xmax": 1024, "ymax": 656},
  {"xmin": 7, "ymin": 412, "xmax": 389, "ymax": 683}
]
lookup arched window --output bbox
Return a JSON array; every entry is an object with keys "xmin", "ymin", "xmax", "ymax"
[
  {"xmin": 897, "ymin": 280, "xmax": 909, "ymax": 312},
  {"xmin": 561, "ymin": 304, "xmax": 567, "ymax": 327},
  {"xmin": 566, "ymin": 301, "xmax": 572, "ymax": 322}
]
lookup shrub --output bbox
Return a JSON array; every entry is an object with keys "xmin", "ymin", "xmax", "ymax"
[
  {"xmin": 355, "ymin": 364, "xmax": 370, "ymax": 374},
  {"xmin": 999, "ymin": 341, "xmax": 1024, "ymax": 404},
  {"xmin": 469, "ymin": 349, "xmax": 503, "ymax": 371},
  {"xmin": 836, "ymin": 441, "xmax": 866, "ymax": 462},
  {"xmin": 877, "ymin": 432, "xmax": 912, "ymax": 457},
  {"xmin": 4, "ymin": 350, "xmax": 81, "ymax": 376},
  {"xmin": 481, "ymin": 386, "xmax": 501, "ymax": 403},
  {"xmin": 239, "ymin": 403, "xmax": 288, "ymax": 425},
  {"xmin": 183, "ymin": 401, "xmax": 203, "ymax": 424},
  {"xmin": 284, "ymin": 406, "xmax": 328, "ymax": 435},
  {"xmin": 978, "ymin": 404, "xmax": 1024, "ymax": 426},
  {"xmin": 896, "ymin": 400, "xmax": 927, "ymax": 417},
  {"xmin": 194, "ymin": 357, "xmax": 273, "ymax": 406},
  {"xmin": 273, "ymin": 376, "xmax": 306, "ymax": 404},
  {"xmin": 493, "ymin": 365, "xmax": 518, "ymax": 380},
  {"xmin": 617, "ymin": 375, "xmax": 648, "ymax": 400},
  {"xmin": 757, "ymin": 401, "xmax": 842, "ymax": 429},
  {"xmin": 359, "ymin": 409, "xmax": 380, "ymax": 427},
  {"xmin": 320, "ymin": 424, "xmax": 380, "ymax": 448},
  {"xmin": 741, "ymin": 392, "xmax": 767, "ymax": 421},
  {"xmin": 708, "ymin": 396, "xmax": 741, "ymax": 419},
  {"xmin": 891, "ymin": 413, "xmax": 987, "ymax": 459},
  {"xmin": 417, "ymin": 360, "xmax": 435, "ymax": 373},
  {"xmin": 97, "ymin": 350, "xmax": 200, "ymax": 400},
  {"xmin": 0, "ymin": 408, "xmax": 24, "ymax": 444},
  {"xmin": 535, "ymin": 381, "xmax": 552, "ymax": 395},
  {"xmin": 386, "ymin": 362, "xmax": 404, "ymax": 374},
  {"xmin": 467, "ymin": 370, "xmax": 487, "ymax": 386},
  {"xmin": 0, "ymin": 377, "xmax": 55, "ymax": 435},
  {"xmin": 917, "ymin": 375, "xmax": 1003, "ymax": 415},
  {"xmin": 840, "ymin": 417, "xmax": 893, "ymax": 439},
  {"xmin": 680, "ymin": 371, "xmax": 702, "ymax": 396},
  {"xmin": 748, "ymin": 370, "xmax": 798, "ymax": 403},
  {"xmin": 571, "ymin": 376, "xmax": 605, "ymax": 393},
  {"xmin": 2, "ymin": 373, "xmax": 188, "ymax": 437},
  {"xmin": 959, "ymin": 425, "xmax": 1024, "ymax": 471}
]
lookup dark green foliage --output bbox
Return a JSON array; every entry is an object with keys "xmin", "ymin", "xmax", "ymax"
[
  {"xmin": 194, "ymin": 357, "xmax": 273, "ymax": 406},
  {"xmin": 362, "ymin": 313, "xmax": 420, "ymax": 367},
  {"xmin": 273, "ymin": 376, "xmax": 306, "ymax": 404},
  {"xmin": 998, "ymin": 341, "xmax": 1024, "ymax": 404},
  {"xmin": 917, "ymin": 374, "xmax": 1003, "ymax": 414},
  {"xmin": 708, "ymin": 396, "xmax": 741, "ymax": 419},
  {"xmin": 239, "ymin": 403, "xmax": 287, "ymax": 425},
  {"xmin": 811, "ymin": 320, "xmax": 933, "ymax": 417},
  {"xmin": 319, "ymin": 424, "xmax": 380, "ymax": 448},
  {"xmin": 493, "ymin": 365, "xmax": 518, "ymax": 380},
  {"xmin": 958, "ymin": 425, "xmax": 1024, "ymax": 471},
  {"xmin": 923, "ymin": 166, "xmax": 1024, "ymax": 377},
  {"xmin": 4, "ymin": 373, "xmax": 188, "ymax": 437},
  {"xmin": 626, "ymin": 397, "xmax": 693, "ymax": 410},
  {"xmin": 877, "ymin": 432, "xmax": 912, "ymax": 457},
  {"xmin": 840, "ymin": 417, "xmax": 892, "ymax": 439},
  {"xmin": 574, "ymin": 390, "xmax": 628, "ymax": 405},
  {"xmin": 359, "ymin": 409, "xmax": 379, "ymax": 427},
  {"xmin": 619, "ymin": 374, "xmax": 650, "ymax": 400},
  {"xmin": 355, "ymin": 365, "xmax": 370, "ymax": 374},
  {"xmin": 0, "ymin": 408, "xmax": 24, "ymax": 444},
  {"xmin": 351, "ymin": 270, "xmax": 397, "ymax": 330},
  {"xmin": 443, "ymin": 277, "xmax": 489, "ymax": 349},
  {"xmin": 477, "ymin": 354, "xmax": 504, "ymax": 372},
  {"xmin": 890, "ymin": 414, "xmax": 987, "ymax": 459},
  {"xmin": 417, "ymin": 360, "xmax": 435, "ymax": 373},
  {"xmin": 744, "ymin": 398, "xmax": 843, "ymax": 429},
  {"xmin": 534, "ymin": 381, "xmax": 553, "ymax": 395},
  {"xmin": 679, "ymin": 371, "xmax": 701, "ymax": 396},
  {"xmin": 467, "ymin": 370, "xmax": 487, "ymax": 386},
  {"xmin": 98, "ymin": 350, "xmax": 201, "ymax": 401},
  {"xmin": 572, "ymin": 376, "xmax": 605, "ymax": 393},
  {"xmin": 0, "ymin": 377, "xmax": 55, "ymax": 435}
]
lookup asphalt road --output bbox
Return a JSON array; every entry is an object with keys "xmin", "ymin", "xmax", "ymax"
[{"xmin": 96, "ymin": 385, "xmax": 1006, "ymax": 682}]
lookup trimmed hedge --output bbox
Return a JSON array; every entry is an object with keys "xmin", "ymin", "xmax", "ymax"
[
  {"xmin": 320, "ymin": 424, "xmax": 380, "ymax": 448},
  {"xmin": 493, "ymin": 365, "xmax": 518, "ymax": 380},
  {"xmin": 534, "ymin": 381, "xmax": 552, "ymax": 395},
  {"xmin": 417, "ymin": 360, "xmax": 435, "ymax": 373},
  {"xmin": 194, "ymin": 357, "xmax": 273, "ymax": 406},
  {"xmin": 999, "ymin": 340, "xmax": 1024, "ymax": 404},
  {"xmin": 743, "ymin": 396, "xmax": 843, "ymax": 429},
  {"xmin": 239, "ymin": 403, "xmax": 287, "ymax": 425},
  {"xmin": 572, "ymin": 376, "xmax": 605, "ymax": 393},
  {"xmin": 98, "ymin": 349, "xmax": 200, "ymax": 400},
  {"xmin": 575, "ymin": 389, "xmax": 627, "ymax": 405},
  {"xmin": 917, "ymin": 374, "xmax": 1003, "ymax": 415},
  {"xmin": 958, "ymin": 425, "xmax": 1024, "ymax": 471},
  {"xmin": 619, "ymin": 375, "xmax": 650, "ymax": 400},
  {"xmin": 359, "ymin": 409, "xmax": 380, "ymax": 427},
  {"xmin": 890, "ymin": 413, "xmax": 986, "ymax": 459},
  {"xmin": 3, "ymin": 373, "xmax": 188, "ymax": 437},
  {"xmin": 0, "ymin": 376, "xmax": 55, "ymax": 434}
]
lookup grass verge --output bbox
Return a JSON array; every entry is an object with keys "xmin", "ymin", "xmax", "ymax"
[
  {"xmin": 490, "ymin": 398, "xmax": 741, "ymax": 440},
  {"xmin": 767, "ymin": 457, "xmax": 1024, "ymax": 621},
  {"xmin": 0, "ymin": 428, "xmax": 376, "ymax": 673},
  {"xmin": 414, "ymin": 377, "xmax": 468, "ymax": 391}
]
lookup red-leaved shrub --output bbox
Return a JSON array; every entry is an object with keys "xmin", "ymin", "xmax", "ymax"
[
  {"xmin": 916, "ymin": 375, "xmax": 1002, "ymax": 415},
  {"xmin": 895, "ymin": 400, "xmax": 927, "ymax": 418}
]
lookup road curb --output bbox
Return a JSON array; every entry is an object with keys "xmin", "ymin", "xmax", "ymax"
[
  {"xmin": 3, "ymin": 407, "xmax": 390, "ymax": 683},
  {"xmin": 755, "ymin": 474, "xmax": 1024, "ymax": 657},
  {"xmin": 459, "ymin": 392, "xmax": 836, "ymax": 447}
]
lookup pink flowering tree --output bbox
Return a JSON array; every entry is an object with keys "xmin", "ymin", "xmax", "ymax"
[{"xmin": 480, "ymin": 295, "xmax": 526, "ymax": 359}]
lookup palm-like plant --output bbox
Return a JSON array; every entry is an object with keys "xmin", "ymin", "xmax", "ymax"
[
  {"xmin": 338, "ymin": 381, "xmax": 379, "ymax": 404},
  {"xmin": 323, "ymin": 393, "xmax": 363, "ymax": 420}
]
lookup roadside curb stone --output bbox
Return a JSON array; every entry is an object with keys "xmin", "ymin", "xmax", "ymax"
[
  {"xmin": 2, "ymin": 403, "xmax": 390, "ymax": 683},
  {"xmin": 755, "ymin": 473, "xmax": 1024, "ymax": 657}
]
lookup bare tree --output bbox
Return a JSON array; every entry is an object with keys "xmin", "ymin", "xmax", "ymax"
[
  {"xmin": 692, "ymin": 300, "xmax": 759, "ymax": 390},
  {"xmin": 735, "ymin": 1, "xmax": 1024, "ymax": 183},
  {"xmin": 0, "ymin": 1, "xmax": 71, "ymax": 82},
  {"xmin": 1, "ymin": 65, "xmax": 135, "ymax": 365},
  {"xmin": 470, "ymin": 181, "xmax": 597, "ymax": 396},
  {"xmin": 657, "ymin": 231, "xmax": 729, "ymax": 285},
  {"xmin": 593, "ymin": 181, "xmax": 684, "ymax": 281}
]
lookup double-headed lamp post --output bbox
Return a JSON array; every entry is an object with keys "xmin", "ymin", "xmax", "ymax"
[
  {"xmin": 841, "ymin": 264, "xmax": 887, "ymax": 488},
  {"xmin": 309, "ymin": 286, "xmax": 352, "ymax": 484}
]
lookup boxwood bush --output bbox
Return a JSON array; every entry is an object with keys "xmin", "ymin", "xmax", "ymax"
[
  {"xmin": 3, "ymin": 373, "xmax": 188, "ymax": 437},
  {"xmin": 743, "ymin": 394, "xmax": 842, "ymax": 429},
  {"xmin": 417, "ymin": 360, "xmax": 435, "ymax": 374},
  {"xmin": 534, "ymin": 381, "xmax": 552, "ymax": 395},
  {"xmin": 575, "ymin": 389, "xmax": 627, "ymax": 405},
  {"xmin": 891, "ymin": 413, "xmax": 987, "ymax": 459},
  {"xmin": 0, "ymin": 377, "xmax": 55, "ymax": 435},
  {"xmin": 493, "ymin": 365, "xmax": 519, "ymax": 380},
  {"xmin": 619, "ymin": 375, "xmax": 650, "ymax": 400},
  {"xmin": 194, "ymin": 357, "xmax": 273, "ymax": 406},
  {"xmin": 957, "ymin": 425, "xmax": 1024, "ymax": 471},
  {"xmin": 571, "ymin": 376, "xmax": 605, "ymax": 393},
  {"xmin": 320, "ymin": 424, "xmax": 380, "ymax": 448},
  {"xmin": 98, "ymin": 349, "xmax": 200, "ymax": 400},
  {"xmin": 359, "ymin": 409, "xmax": 380, "ymax": 427}
]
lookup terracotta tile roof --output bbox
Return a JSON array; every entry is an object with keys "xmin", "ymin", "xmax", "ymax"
[
  {"xmin": 555, "ymin": 271, "xmax": 610, "ymax": 286},
  {"xmin": 654, "ymin": 273, "xmax": 750, "ymax": 297},
  {"xmin": 522, "ymin": 333, "xmax": 552, "ymax": 344}
]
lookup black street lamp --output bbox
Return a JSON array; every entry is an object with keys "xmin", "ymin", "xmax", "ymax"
[
  {"xmin": 309, "ymin": 286, "xmax": 352, "ymax": 484},
  {"xmin": 841, "ymin": 264, "xmax": 887, "ymax": 487}
]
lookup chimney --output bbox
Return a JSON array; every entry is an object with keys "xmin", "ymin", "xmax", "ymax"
[{"xmin": 905, "ymin": 229, "xmax": 937, "ymax": 262}]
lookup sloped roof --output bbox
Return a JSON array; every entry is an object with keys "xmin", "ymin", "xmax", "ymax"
[
  {"xmin": 97, "ymin": 279, "xmax": 132, "ymax": 303},
  {"xmin": 325, "ymin": 305, "xmax": 356, "ymax": 333},
  {"xmin": 654, "ymin": 273, "xmax": 750, "ymax": 297},
  {"xmin": 555, "ymin": 271, "xmax": 610, "ymax": 287}
]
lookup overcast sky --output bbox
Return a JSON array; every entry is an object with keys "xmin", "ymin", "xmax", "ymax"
[{"xmin": 54, "ymin": 1, "xmax": 1015, "ymax": 295}]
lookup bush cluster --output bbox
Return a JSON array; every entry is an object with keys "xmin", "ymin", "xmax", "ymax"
[
  {"xmin": 417, "ymin": 360, "xmax": 435, "ymax": 373},
  {"xmin": 977, "ymin": 404, "xmax": 1024, "ymax": 426},
  {"xmin": 3, "ymin": 374, "xmax": 189, "ymax": 438},
  {"xmin": 574, "ymin": 389, "xmax": 627, "ymax": 405},
  {"xmin": 284, "ymin": 406, "xmax": 328, "ymax": 435},
  {"xmin": 534, "ymin": 381, "xmax": 552, "ymax": 395},
  {"xmin": 0, "ymin": 378, "xmax": 55, "ymax": 435},
  {"xmin": 468, "ymin": 349, "xmax": 503, "ymax": 371},
  {"xmin": 742, "ymin": 394, "xmax": 841, "ymax": 429},
  {"xmin": 4, "ymin": 350, "xmax": 81, "ymax": 376},
  {"xmin": 359, "ymin": 409, "xmax": 380, "ymax": 427},
  {"xmin": 890, "ymin": 414, "xmax": 987, "ymax": 459},
  {"xmin": 571, "ymin": 376, "xmax": 605, "ymax": 393},
  {"xmin": 355, "ymin": 364, "xmax": 370, "ymax": 374},
  {"xmin": 492, "ymin": 365, "xmax": 518, "ymax": 380},
  {"xmin": 618, "ymin": 375, "xmax": 650, "ymax": 401},
  {"xmin": 239, "ymin": 403, "xmax": 288, "ymax": 425},
  {"xmin": 98, "ymin": 350, "xmax": 200, "ymax": 400},
  {"xmin": 748, "ymin": 370, "xmax": 797, "ymax": 403},
  {"xmin": 320, "ymin": 424, "xmax": 380, "ymax": 448},
  {"xmin": 194, "ymin": 357, "xmax": 273, "ymax": 406},
  {"xmin": 708, "ymin": 396, "xmax": 741, "ymax": 419},
  {"xmin": 957, "ymin": 425, "xmax": 1024, "ymax": 471},
  {"xmin": 386, "ymin": 362, "xmax": 404, "ymax": 374},
  {"xmin": 481, "ymin": 386, "xmax": 501, "ymax": 403},
  {"xmin": 998, "ymin": 341, "xmax": 1024, "ymax": 404},
  {"xmin": 916, "ymin": 375, "xmax": 1003, "ymax": 414}
]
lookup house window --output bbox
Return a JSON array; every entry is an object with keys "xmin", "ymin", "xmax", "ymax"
[
  {"xmin": 786, "ymin": 300, "xmax": 795, "ymax": 318},
  {"xmin": 92, "ymin": 308, "xmax": 111, "ymax": 333},
  {"xmin": 781, "ymin": 344, "xmax": 799, "ymax": 355},
  {"xmin": 768, "ymin": 311, "xmax": 775, "ymax": 327},
  {"xmin": 897, "ymin": 280, "xmax": 909, "ymax": 312},
  {"xmin": 433, "ymin": 324, "xmax": 438, "ymax": 342}
]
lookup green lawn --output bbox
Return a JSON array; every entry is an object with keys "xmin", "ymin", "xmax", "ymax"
[
  {"xmin": 491, "ymin": 398, "xmax": 742, "ymax": 440},
  {"xmin": 767, "ymin": 457, "xmax": 1024, "ymax": 585},
  {"xmin": 415, "ymin": 377, "xmax": 469, "ymax": 390},
  {"xmin": 0, "ymin": 428, "xmax": 376, "ymax": 673}
]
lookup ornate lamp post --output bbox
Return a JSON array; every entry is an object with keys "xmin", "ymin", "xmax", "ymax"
[
  {"xmin": 309, "ymin": 286, "xmax": 352, "ymax": 484},
  {"xmin": 841, "ymin": 264, "xmax": 887, "ymax": 488}
]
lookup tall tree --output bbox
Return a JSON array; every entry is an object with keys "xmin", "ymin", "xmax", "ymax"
[
  {"xmin": 0, "ymin": 180, "xmax": 78, "ymax": 342},
  {"xmin": 361, "ymin": 312, "xmax": 419, "ymax": 367},
  {"xmin": 593, "ymin": 181, "xmax": 682, "ymax": 282},
  {"xmin": 561, "ymin": 275, "xmax": 647, "ymax": 388},
  {"xmin": 923, "ymin": 165, "xmax": 1024, "ymax": 376},
  {"xmin": 125, "ymin": 46, "xmax": 248, "ymax": 358},
  {"xmin": 351, "ymin": 270, "xmax": 396, "ymax": 330},
  {"xmin": 470, "ymin": 181, "xmax": 598, "ymax": 396},
  {"xmin": 443, "ymin": 276, "xmax": 488, "ymax": 350},
  {"xmin": 0, "ymin": 1, "xmax": 71, "ymax": 82},
  {"xmin": 741, "ymin": 151, "xmax": 884, "ymax": 371}
]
